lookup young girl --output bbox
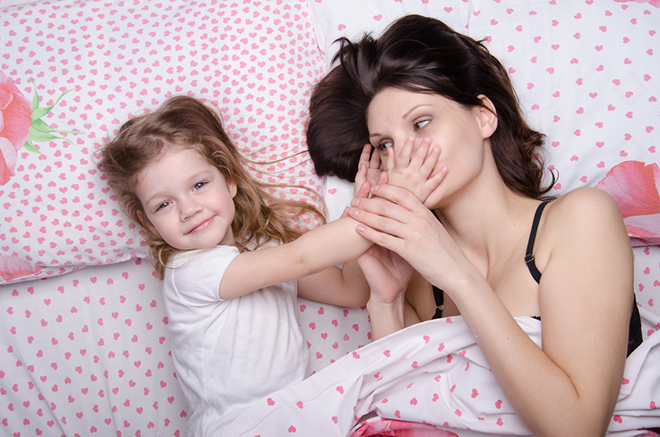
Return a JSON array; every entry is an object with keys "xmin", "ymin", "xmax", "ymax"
[{"xmin": 98, "ymin": 95, "xmax": 442, "ymax": 436}]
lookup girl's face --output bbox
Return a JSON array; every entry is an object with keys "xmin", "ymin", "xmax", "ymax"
[
  {"xmin": 135, "ymin": 147, "xmax": 238, "ymax": 251},
  {"xmin": 367, "ymin": 87, "xmax": 497, "ymax": 207}
]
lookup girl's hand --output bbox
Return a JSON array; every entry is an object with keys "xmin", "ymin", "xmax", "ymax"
[
  {"xmin": 384, "ymin": 136, "xmax": 447, "ymax": 203},
  {"xmin": 353, "ymin": 144, "xmax": 383, "ymax": 198}
]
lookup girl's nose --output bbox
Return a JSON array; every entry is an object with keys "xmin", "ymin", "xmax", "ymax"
[{"xmin": 180, "ymin": 197, "xmax": 201, "ymax": 220}]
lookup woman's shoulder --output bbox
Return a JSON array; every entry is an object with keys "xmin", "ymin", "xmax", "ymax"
[
  {"xmin": 546, "ymin": 187, "xmax": 620, "ymax": 225},
  {"xmin": 540, "ymin": 187, "xmax": 627, "ymax": 249}
]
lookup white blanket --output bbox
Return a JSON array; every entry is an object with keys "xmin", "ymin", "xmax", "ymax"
[{"xmin": 217, "ymin": 309, "xmax": 660, "ymax": 437}]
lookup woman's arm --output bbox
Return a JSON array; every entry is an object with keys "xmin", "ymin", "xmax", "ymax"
[
  {"xmin": 490, "ymin": 188, "xmax": 631, "ymax": 437},
  {"xmin": 349, "ymin": 185, "xmax": 632, "ymax": 437}
]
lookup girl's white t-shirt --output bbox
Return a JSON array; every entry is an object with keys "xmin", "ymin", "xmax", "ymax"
[{"xmin": 162, "ymin": 245, "xmax": 308, "ymax": 435}]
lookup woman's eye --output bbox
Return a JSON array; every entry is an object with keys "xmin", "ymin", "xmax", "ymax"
[
  {"xmin": 376, "ymin": 140, "xmax": 393, "ymax": 152},
  {"xmin": 413, "ymin": 119, "xmax": 430, "ymax": 131}
]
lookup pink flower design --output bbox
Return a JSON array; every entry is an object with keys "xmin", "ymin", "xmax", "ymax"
[
  {"xmin": 0, "ymin": 73, "xmax": 82, "ymax": 186},
  {"xmin": 0, "ymin": 254, "xmax": 44, "ymax": 281},
  {"xmin": 614, "ymin": 0, "xmax": 660, "ymax": 8},
  {"xmin": 0, "ymin": 71, "xmax": 32, "ymax": 185},
  {"xmin": 595, "ymin": 160, "xmax": 660, "ymax": 247},
  {"xmin": 351, "ymin": 418, "xmax": 459, "ymax": 437},
  {"xmin": 613, "ymin": 0, "xmax": 660, "ymax": 7}
]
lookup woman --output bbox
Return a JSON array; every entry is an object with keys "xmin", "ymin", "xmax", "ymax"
[{"xmin": 307, "ymin": 15, "xmax": 642, "ymax": 437}]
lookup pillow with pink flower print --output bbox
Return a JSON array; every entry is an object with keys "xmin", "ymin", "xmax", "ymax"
[
  {"xmin": 0, "ymin": 81, "xmax": 34, "ymax": 282},
  {"xmin": 0, "ymin": 72, "xmax": 31, "ymax": 185},
  {"xmin": 596, "ymin": 161, "xmax": 660, "ymax": 247},
  {"xmin": 0, "ymin": 70, "xmax": 145, "ymax": 284},
  {"xmin": 0, "ymin": 0, "xmax": 325, "ymax": 284},
  {"xmin": 614, "ymin": 0, "xmax": 660, "ymax": 7}
]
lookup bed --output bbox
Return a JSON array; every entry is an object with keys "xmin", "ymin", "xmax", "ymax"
[{"xmin": 1, "ymin": 0, "xmax": 658, "ymax": 436}]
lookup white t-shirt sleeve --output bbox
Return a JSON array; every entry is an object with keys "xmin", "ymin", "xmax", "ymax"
[{"xmin": 166, "ymin": 245, "xmax": 240, "ymax": 305}]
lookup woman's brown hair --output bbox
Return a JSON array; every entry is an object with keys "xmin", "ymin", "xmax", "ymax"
[
  {"xmin": 307, "ymin": 14, "xmax": 555, "ymax": 199},
  {"xmin": 98, "ymin": 95, "xmax": 322, "ymax": 279}
]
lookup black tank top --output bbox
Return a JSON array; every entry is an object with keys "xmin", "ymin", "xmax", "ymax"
[{"xmin": 432, "ymin": 201, "xmax": 643, "ymax": 356}]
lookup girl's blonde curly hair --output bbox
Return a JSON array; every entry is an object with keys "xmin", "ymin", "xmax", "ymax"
[{"xmin": 98, "ymin": 96, "xmax": 323, "ymax": 279}]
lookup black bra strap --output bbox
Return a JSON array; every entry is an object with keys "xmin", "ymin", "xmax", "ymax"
[{"xmin": 525, "ymin": 201, "xmax": 550, "ymax": 284}]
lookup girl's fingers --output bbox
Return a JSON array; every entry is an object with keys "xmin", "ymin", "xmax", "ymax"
[
  {"xmin": 356, "ymin": 179, "xmax": 371, "ymax": 199},
  {"xmin": 404, "ymin": 138, "xmax": 431, "ymax": 171},
  {"xmin": 353, "ymin": 163, "xmax": 367, "ymax": 197},
  {"xmin": 392, "ymin": 137, "xmax": 431, "ymax": 170},
  {"xmin": 385, "ymin": 143, "xmax": 395, "ymax": 172},
  {"xmin": 422, "ymin": 166, "xmax": 448, "ymax": 208},
  {"xmin": 359, "ymin": 144, "xmax": 372, "ymax": 167},
  {"xmin": 394, "ymin": 136, "xmax": 414, "ymax": 168},
  {"xmin": 368, "ymin": 145, "xmax": 381, "ymax": 169},
  {"xmin": 419, "ymin": 145, "xmax": 440, "ymax": 177}
]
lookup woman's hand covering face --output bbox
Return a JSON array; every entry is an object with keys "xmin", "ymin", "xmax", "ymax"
[{"xmin": 349, "ymin": 184, "xmax": 472, "ymax": 293}]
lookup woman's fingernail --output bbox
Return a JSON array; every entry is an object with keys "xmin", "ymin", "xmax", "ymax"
[
  {"xmin": 351, "ymin": 198, "xmax": 360, "ymax": 207},
  {"xmin": 372, "ymin": 185, "xmax": 380, "ymax": 191},
  {"xmin": 356, "ymin": 224, "xmax": 366, "ymax": 233},
  {"xmin": 349, "ymin": 208, "xmax": 359, "ymax": 217}
]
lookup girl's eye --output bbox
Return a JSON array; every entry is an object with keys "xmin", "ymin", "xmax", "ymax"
[
  {"xmin": 413, "ymin": 119, "xmax": 430, "ymax": 131},
  {"xmin": 155, "ymin": 201, "xmax": 171, "ymax": 212},
  {"xmin": 193, "ymin": 181, "xmax": 207, "ymax": 191}
]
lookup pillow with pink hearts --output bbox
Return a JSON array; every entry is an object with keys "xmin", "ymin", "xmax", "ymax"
[
  {"xmin": 308, "ymin": 0, "xmax": 472, "ymax": 72},
  {"xmin": 0, "ymin": 0, "xmax": 325, "ymax": 284},
  {"xmin": 309, "ymin": 0, "xmax": 659, "ymax": 247}
]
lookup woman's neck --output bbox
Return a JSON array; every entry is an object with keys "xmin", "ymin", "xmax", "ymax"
[{"xmin": 434, "ymin": 185, "xmax": 538, "ymax": 276}]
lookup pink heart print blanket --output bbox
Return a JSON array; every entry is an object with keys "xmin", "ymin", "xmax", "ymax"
[{"xmin": 214, "ymin": 308, "xmax": 660, "ymax": 436}]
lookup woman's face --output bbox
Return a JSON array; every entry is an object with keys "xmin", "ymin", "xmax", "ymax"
[{"xmin": 366, "ymin": 87, "xmax": 497, "ymax": 207}]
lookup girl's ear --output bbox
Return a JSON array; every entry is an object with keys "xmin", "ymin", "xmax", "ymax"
[
  {"xmin": 227, "ymin": 179, "xmax": 238, "ymax": 199},
  {"xmin": 475, "ymin": 95, "xmax": 498, "ymax": 139}
]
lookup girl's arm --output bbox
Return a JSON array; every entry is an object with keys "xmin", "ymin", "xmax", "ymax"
[
  {"xmin": 217, "ymin": 216, "xmax": 372, "ymax": 300},
  {"xmin": 295, "ymin": 258, "xmax": 370, "ymax": 308},
  {"xmin": 349, "ymin": 185, "xmax": 632, "ymax": 437},
  {"xmin": 295, "ymin": 179, "xmax": 401, "ymax": 309}
]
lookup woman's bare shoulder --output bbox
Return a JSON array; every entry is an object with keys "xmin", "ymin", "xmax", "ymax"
[
  {"xmin": 539, "ymin": 187, "xmax": 629, "ymax": 261},
  {"xmin": 545, "ymin": 187, "xmax": 622, "ymax": 230}
]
